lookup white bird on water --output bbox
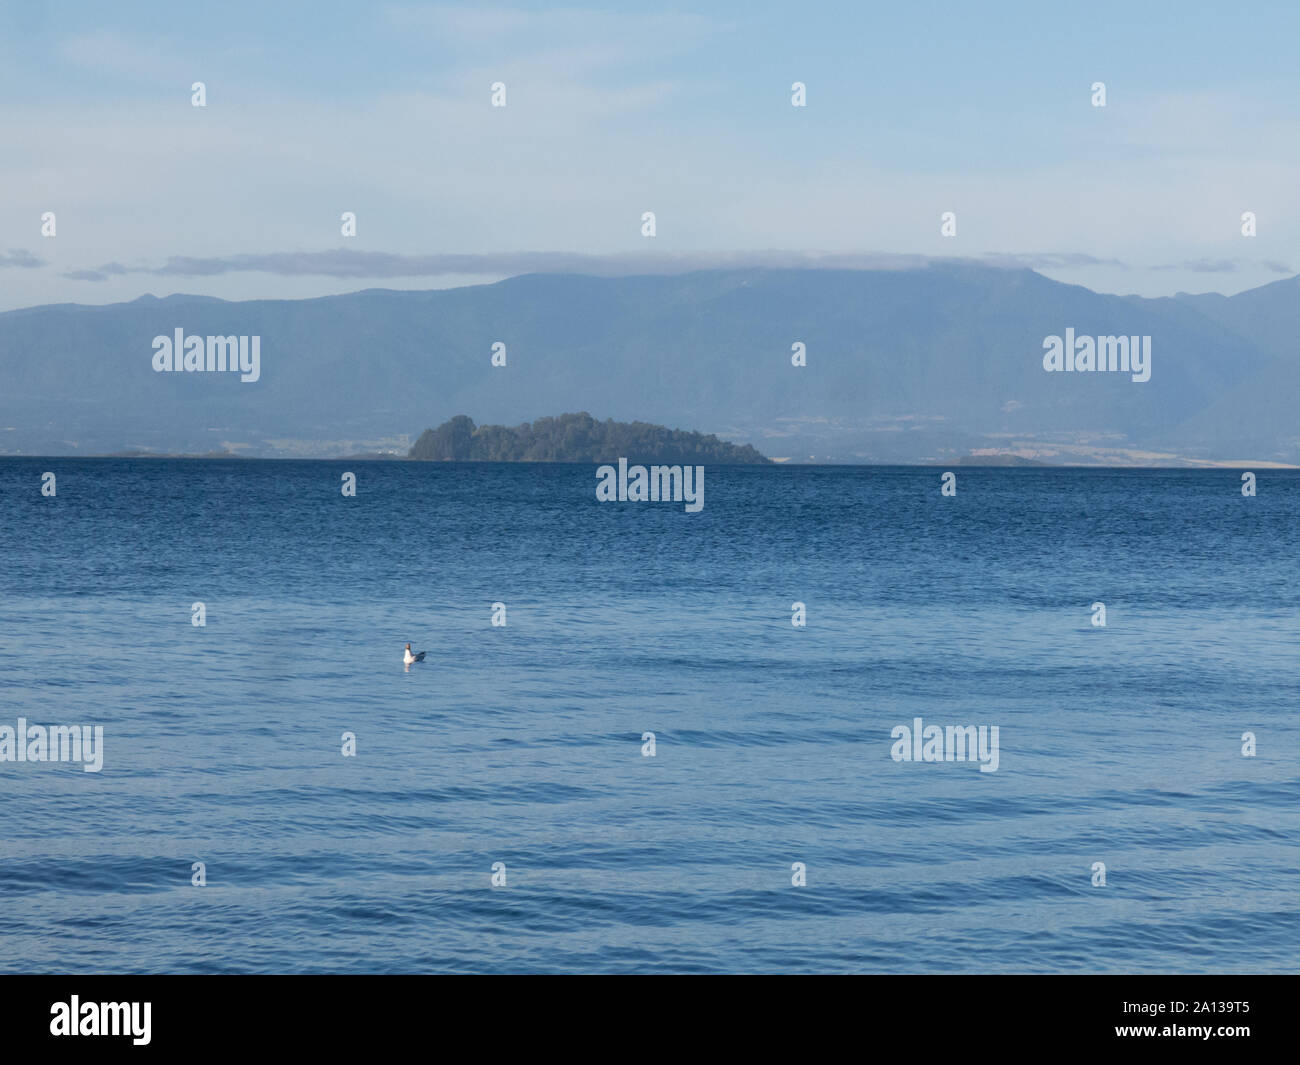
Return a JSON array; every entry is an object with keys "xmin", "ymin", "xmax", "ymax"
[{"xmin": 404, "ymin": 643, "xmax": 426, "ymax": 665}]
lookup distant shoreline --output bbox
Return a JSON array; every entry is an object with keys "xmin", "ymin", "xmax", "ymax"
[{"xmin": 2, "ymin": 454, "xmax": 1296, "ymax": 469}]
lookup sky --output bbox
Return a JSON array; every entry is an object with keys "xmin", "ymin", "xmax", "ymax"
[{"xmin": 1, "ymin": 0, "xmax": 1298, "ymax": 311}]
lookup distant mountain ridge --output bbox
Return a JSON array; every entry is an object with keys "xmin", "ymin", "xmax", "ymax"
[
  {"xmin": 409, "ymin": 413, "xmax": 769, "ymax": 463},
  {"xmin": 1, "ymin": 265, "xmax": 1297, "ymax": 463}
]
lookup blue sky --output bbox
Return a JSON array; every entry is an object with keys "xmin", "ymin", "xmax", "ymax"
[{"xmin": 1, "ymin": 1, "xmax": 1297, "ymax": 309}]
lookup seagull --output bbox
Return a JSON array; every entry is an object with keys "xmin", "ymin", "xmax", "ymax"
[{"xmin": 404, "ymin": 643, "xmax": 426, "ymax": 665}]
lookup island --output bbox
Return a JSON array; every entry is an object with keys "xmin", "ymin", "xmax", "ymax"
[{"xmin": 409, "ymin": 413, "xmax": 769, "ymax": 464}]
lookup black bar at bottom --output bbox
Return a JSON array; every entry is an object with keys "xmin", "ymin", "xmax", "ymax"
[{"xmin": 2, "ymin": 974, "xmax": 1291, "ymax": 1053}]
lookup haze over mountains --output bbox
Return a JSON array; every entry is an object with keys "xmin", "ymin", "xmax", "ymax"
[{"xmin": 1, "ymin": 264, "xmax": 1296, "ymax": 464}]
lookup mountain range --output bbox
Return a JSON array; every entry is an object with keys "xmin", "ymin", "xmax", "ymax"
[{"xmin": 1, "ymin": 263, "xmax": 1296, "ymax": 463}]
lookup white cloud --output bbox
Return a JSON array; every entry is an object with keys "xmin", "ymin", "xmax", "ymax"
[{"xmin": 1, "ymin": 27, "xmax": 1297, "ymax": 309}]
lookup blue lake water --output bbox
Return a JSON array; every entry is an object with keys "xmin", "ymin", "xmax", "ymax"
[{"xmin": 0, "ymin": 459, "xmax": 1297, "ymax": 973}]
